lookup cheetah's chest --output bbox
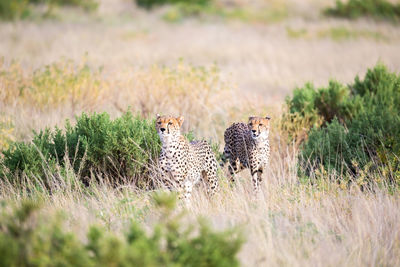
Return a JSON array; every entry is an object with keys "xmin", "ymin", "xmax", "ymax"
[
  {"xmin": 163, "ymin": 142, "xmax": 187, "ymax": 171},
  {"xmin": 250, "ymin": 144, "xmax": 269, "ymax": 166}
]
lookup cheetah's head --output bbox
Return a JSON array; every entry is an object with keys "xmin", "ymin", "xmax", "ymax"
[
  {"xmin": 248, "ymin": 116, "xmax": 271, "ymax": 140},
  {"xmin": 156, "ymin": 114, "xmax": 184, "ymax": 142}
]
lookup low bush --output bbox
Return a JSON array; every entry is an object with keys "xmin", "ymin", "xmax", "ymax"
[
  {"xmin": 0, "ymin": 0, "xmax": 97, "ymax": 20},
  {"xmin": 284, "ymin": 64, "xmax": 400, "ymax": 186},
  {"xmin": 47, "ymin": 0, "xmax": 98, "ymax": 11},
  {"xmin": 0, "ymin": 0, "xmax": 31, "ymax": 20},
  {"xmin": 325, "ymin": 0, "xmax": 400, "ymax": 22},
  {"xmin": 317, "ymin": 26, "xmax": 388, "ymax": 42},
  {"xmin": 282, "ymin": 80, "xmax": 359, "ymax": 144},
  {"xmin": 0, "ymin": 111, "xmax": 222, "ymax": 189},
  {"xmin": 1, "ymin": 111, "xmax": 161, "ymax": 188},
  {"xmin": 0, "ymin": 194, "xmax": 243, "ymax": 266},
  {"xmin": 161, "ymin": 2, "xmax": 289, "ymax": 23},
  {"xmin": 135, "ymin": 0, "xmax": 211, "ymax": 10}
]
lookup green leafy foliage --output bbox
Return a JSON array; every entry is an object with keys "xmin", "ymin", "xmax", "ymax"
[
  {"xmin": 0, "ymin": 112, "xmax": 221, "ymax": 189},
  {"xmin": 161, "ymin": 2, "xmax": 288, "ymax": 24},
  {"xmin": 282, "ymin": 80, "xmax": 360, "ymax": 144},
  {"xmin": 0, "ymin": 0, "xmax": 97, "ymax": 20},
  {"xmin": 135, "ymin": 0, "xmax": 211, "ymax": 10},
  {"xmin": 0, "ymin": 200, "xmax": 92, "ymax": 267},
  {"xmin": 325, "ymin": 0, "xmax": 400, "ymax": 22},
  {"xmin": 0, "ymin": 0, "xmax": 31, "ymax": 20},
  {"xmin": 0, "ymin": 196, "xmax": 243, "ymax": 267},
  {"xmin": 1, "ymin": 112, "xmax": 161, "ymax": 188},
  {"xmin": 285, "ymin": 64, "xmax": 400, "ymax": 185},
  {"xmin": 48, "ymin": 0, "xmax": 98, "ymax": 11},
  {"xmin": 286, "ymin": 80, "xmax": 358, "ymax": 126}
]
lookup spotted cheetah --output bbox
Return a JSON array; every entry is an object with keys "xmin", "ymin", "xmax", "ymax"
[
  {"xmin": 222, "ymin": 116, "xmax": 271, "ymax": 193},
  {"xmin": 156, "ymin": 114, "xmax": 219, "ymax": 201}
]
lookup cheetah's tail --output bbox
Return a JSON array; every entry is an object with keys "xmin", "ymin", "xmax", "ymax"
[{"xmin": 220, "ymin": 146, "xmax": 231, "ymax": 167}]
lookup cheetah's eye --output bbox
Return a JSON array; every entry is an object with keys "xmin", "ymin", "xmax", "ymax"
[
  {"xmin": 157, "ymin": 121, "xmax": 161, "ymax": 125},
  {"xmin": 168, "ymin": 122, "xmax": 173, "ymax": 125}
]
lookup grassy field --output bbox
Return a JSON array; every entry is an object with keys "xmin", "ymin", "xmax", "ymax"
[{"xmin": 1, "ymin": 0, "xmax": 400, "ymax": 266}]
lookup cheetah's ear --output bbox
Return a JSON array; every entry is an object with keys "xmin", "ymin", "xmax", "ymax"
[
  {"xmin": 177, "ymin": 116, "xmax": 184, "ymax": 127},
  {"xmin": 248, "ymin": 116, "xmax": 254, "ymax": 121},
  {"xmin": 265, "ymin": 116, "xmax": 271, "ymax": 120},
  {"xmin": 156, "ymin": 114, "xmax": 161, "ymax": 119}
]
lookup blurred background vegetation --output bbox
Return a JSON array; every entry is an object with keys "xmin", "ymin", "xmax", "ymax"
[{"xmin": 2, "ymin": 0, "xmax": 400, "ymax": 22}]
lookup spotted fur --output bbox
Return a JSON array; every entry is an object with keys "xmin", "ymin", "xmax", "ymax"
[
  {"xmin": 222, "ymin": 116, "xmax": 271, "ymax": 193},
  {"xmin": 156, "ymin": 114, "xmax": 219, "ymax": 202}
]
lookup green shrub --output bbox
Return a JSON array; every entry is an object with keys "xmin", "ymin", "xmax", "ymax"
[
  {"xmin": 135, "ymin": 0, "xmax": 211, "ymax": 10},
  {"xmin": 285, "ymin": 64, "xmax": 400, "ymax": 185},
  {"xmin": 1, "ymin": 112, "xmax": 221, "ymax": 189},
  {"xmin": 0, "ymin": 0, "xmax": 97, "ymax": 20},
  {"xmin": 47, "ymin": 0, "xmax": 98, "ymax": 11},
  {"xmin": 0, "ymin": 0, "xmax": 31, "ymax": 20},
  {"xmin": 1, "ymin": 111, "xmax": 161, "ymax": 188},
  {"xmin": 0, "ymin": 196, "xmax": 243, "ymax": 266},
  {"xmin": 162, "ymin": 2, "xmax": 213, "ymax": 22},
  {"xmin": 317, "ymin": 26, "xmax": 388, "ymax": 42},
  {"xmin": 283, "ymin": 80, "xmax": 360, "ymax": 144},
  {"xmin": 300, "ymin": 119, "xmax": 358, "ymax": 175},
  {"xmin": 325, "ymin": 0, "xmax": 400, "ymax": 22},
  {"xmin": 286, "ymin": 81, "xmax": 359, "ymax": 126},
  {"xmin": 161, "ymin": 2, "xmax": 289, "ymax": 23},
  {"xmin": 0, "ymin": 200, "xmax": 92, "ymax": 267}
]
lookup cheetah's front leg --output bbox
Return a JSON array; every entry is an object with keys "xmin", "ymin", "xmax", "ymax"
[
  {"xmin": 203, "ymin": 170, "xmax": 219, "ymax": 196},
  {"xmin": 158, "ymin": 155, "xmax": 173, "ymax": 189},
  {"xmin": 171, "ymin": 172, "xmax": 191, "ymax": 202},
  {"xmin": 180, "ymin": 180, "xmax": 194, "ymax": 203},
  {"xmin": 161, "ymin": 168, "xmax": 189, "ymax": 202},
  {"xmin": 251, "ymin": 169, "xmax": 263, "ymax": 194},
  {"xmin": 227, "ymin": 158, "xmax": 242, "ymax": 185}
]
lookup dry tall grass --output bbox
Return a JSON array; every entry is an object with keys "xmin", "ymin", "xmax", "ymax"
[{"xmin": 1, "ymin": 143, "xmax": 399, "ymax": 266}]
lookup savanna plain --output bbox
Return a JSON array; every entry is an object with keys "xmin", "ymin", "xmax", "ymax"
[{"xmin": 1, "ymin": 0, "xmax": 400, "ymax": 266}]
